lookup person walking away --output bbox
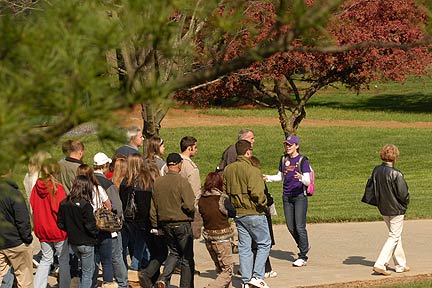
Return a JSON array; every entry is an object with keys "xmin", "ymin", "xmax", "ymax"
[
  {"xmin": 30, "ymin": 159, "xmax": 70, "ymax": 288},
  {"xmin": 197, "ymin": 172, "xmax": 236, "ymax": 288},
  {"xmin": 151, "ymin": 153, "xmax": 196, "ymax": 288},
  {"xmin": 22, "ymin": 151, "xmax": 52, "ymax": 270},
  {"xmin": 264, "ymin": 135, "xmax": 311, "ymax": 267},
  {"xmin": 119, "ymin": 154, "xmax": 153, "ymax": 283},
  {"xmin": 0, "ymin": 177, "xmax": 34, "ymax": 288},
  {"xmin": 216, "ymin": 129, "xmax": 255, "ymax": 254},
  {"xmin": 76, "ymin": 164, "xmax": 115, "ymax": 288},
  {"xmin": 94, "ymin": 153, "xmax": 128, "ymax": 288},
  {"xmin": 250, "ymin": 156, "xmax": 277, "ymax": 278},
  {"xmin": 371, "ymin": 144, "xmax": 410, "ymax": 276},
  {"xmin": 223, "ymin": 140, "xmax": 270, "ymax": 288},
  {"xmin": 138, "ymin": 160, "xmax": 168, "ymax": 288},
  {"xmin": 57, "ymin": 176, "xmax": 99, "ymax": 288},
  {"xmin": 115, "ymin": 127, "xmax": 144, "ymax": 157}
]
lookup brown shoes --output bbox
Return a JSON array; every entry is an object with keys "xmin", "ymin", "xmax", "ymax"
[{"xmin": 373, "ymin": 266, "xmax": 391, "ymax": 276}]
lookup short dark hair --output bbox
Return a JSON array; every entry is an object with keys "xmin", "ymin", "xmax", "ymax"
[
  {"xmin": 204, "ymin": 172, "xmax": 223, "ymax": 192},
  {"xmin": 235, "ymin": 140, "xmax": 251, "ymax": 156},
  {"xmin": 180, "ymin": 136, "xmax": 197, "ymax": 152}
]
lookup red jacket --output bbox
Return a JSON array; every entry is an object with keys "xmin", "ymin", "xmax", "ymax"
[{"xmin": 30, "ymin": 179, "xmax": 67, "ymax": 242}]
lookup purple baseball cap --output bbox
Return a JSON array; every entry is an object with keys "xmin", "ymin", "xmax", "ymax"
[{"xmin": 284, "ymin": 135, "xmax": 300, "ymax": 145}]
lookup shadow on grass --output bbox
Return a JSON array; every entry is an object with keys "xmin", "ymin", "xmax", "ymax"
[
  {"xmin": 343, "ymin": 256, "xmax": 375, "ymax": 267},
  {"xmin": 312, "ymin": 93, "xmax": 432, "ymax": 113}
]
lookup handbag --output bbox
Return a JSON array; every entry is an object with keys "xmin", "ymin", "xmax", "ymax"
[
  {"xmin": 124, "ymin": 182, "xmax": 137, "ymax": 221},
  {"xmin": 361, "ymin": 176, "xmax": 378, "ymax": 206},
  {"xmin": 94, "ymin": 187, "xmax": 122, "ymax": 232}
]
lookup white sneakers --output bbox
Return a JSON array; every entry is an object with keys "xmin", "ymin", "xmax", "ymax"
[
  {"xmin": 246, "ymin": 277, "xmax": 270, "ymax": 288},
  {"xmin": 292, "ymin": 258, "xmax": 307, "ymax": 267},
  {"xmin": 395, "ymin": 265, "xmax": 410, "ymax": 273}
]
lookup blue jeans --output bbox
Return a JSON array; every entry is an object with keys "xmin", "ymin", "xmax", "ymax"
[
  {"xmin": 0, "ymin": 267, "xmax": 14, "ymax": 288},
  {"xmin": 121, "ymin": 222, "xmax": 147, "ymax": 270},
  {"xmin": 235, "ymin": 215, "xmax": 271, "ymax": 283},
  {"xmin": 93, "ymin": 233, "xmax": 113, "ymax": 286},
  {"xmin": 72, "ymin": 245, "xmax": 95, "ymax": 288},
  {"xmin": 283, "ymin": 194, "xmax": 309, "ymax": 260},
  {"xmin": 112, "ymin": 233, "xmax": 128, "ymax": 288},
  {"xmin": 34, "ymin": 240, "xmax": 70, "ymax": 288}
]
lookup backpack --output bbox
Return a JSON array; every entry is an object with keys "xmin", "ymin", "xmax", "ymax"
[{"xmin": 299, "ymin": 156, "xmax": 315, "ymax": 196}]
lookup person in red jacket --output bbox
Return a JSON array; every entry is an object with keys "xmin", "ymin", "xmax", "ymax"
[{"xmin": 30, "ymin": 159, "xmax": 70, "ymax": 288}]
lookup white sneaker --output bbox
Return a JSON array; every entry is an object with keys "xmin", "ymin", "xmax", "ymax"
[
  {"xmin": 292, "ymin": 258, "xmax": 307, "ymax": 267},
  {"xmin": 264, "ymin": 270, "xmax": 277, "ymax": 278},
  {"xmin": 241, "ymin": 284, "xmax": 250, "ymax": 288},
  {"xmin": 247, "ymin": 277, "xmax": 270, "ymax": 288},
  {"xmin": 395, "ymin": 265, "xmax": 410, "ymax": 273}
]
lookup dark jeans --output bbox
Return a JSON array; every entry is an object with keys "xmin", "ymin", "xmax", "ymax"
[
  {"xmin": 283, "ymin": 194, "xmax": 310, "ymax": 260},
  {"xmin": 92, "ymin": 232, "xmax": 113, "ymax": 287},
  {"xmin": 139, "ymin": 233, "xmax": 168, "ymax": 287},
  {"xmin": 121, "ymin": 222, "xmax": 148, "ymax": 270},
  {"xmin": 159, "ymin": 223, "xmax": 194, "ymax": 288}
]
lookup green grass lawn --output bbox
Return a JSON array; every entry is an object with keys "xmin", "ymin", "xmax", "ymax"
[{"xmin": 12, "ymin": 77, "xmax": 432, "ymax": 225}]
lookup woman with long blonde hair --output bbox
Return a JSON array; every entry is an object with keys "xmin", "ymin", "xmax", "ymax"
[
  {"xmin": 30, "ymin": 158, "xmax": 70, "ymax": 288},
  {"xmin": 119, "ymin": 153, "xmax": 155, "ymax": 280},
  {"xmin": 112, "ymin": 156, "xmax": 128, "ymax": 190}
]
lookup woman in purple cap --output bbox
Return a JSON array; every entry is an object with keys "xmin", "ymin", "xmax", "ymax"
[{"xmin": 264, "ymin": 135, "xmax": 311, "ymax": 267}]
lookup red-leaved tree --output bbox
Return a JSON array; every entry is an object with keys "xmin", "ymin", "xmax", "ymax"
[{"xmin": 177, "ymin": 0, "xmax": 432, "ymax": 136}]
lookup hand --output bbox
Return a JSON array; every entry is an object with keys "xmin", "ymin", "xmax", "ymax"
[{"xmin": 294, "ymin": 171, "xmax": 303, "ymax": 180}]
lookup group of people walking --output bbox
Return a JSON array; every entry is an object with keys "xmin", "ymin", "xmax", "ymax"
[{"xmin": 0, "ymin": 125, "xmax": 410, "ymax": 288}]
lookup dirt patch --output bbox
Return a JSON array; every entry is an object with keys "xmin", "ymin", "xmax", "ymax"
[{"xmin": 118, "ymin": 105, "xmax": 432, "ymax": 129}]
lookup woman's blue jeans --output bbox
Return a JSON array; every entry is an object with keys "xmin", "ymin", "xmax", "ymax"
[{"xmin": 283, "ymin": 194, "xmax": 310, "ymax": 260}]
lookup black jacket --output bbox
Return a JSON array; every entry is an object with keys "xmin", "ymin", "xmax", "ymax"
[
  {"xmin": 119, "ymin": 178, "xmax": 152, "ymax": 231},
  {"xmin": 0, "ymin": 180, "xmax": 33, "ymax": 249},
  {"xmin": 57, "ymin": 198, "xmax": 99, "ymax": 245},
  {"xmin": 373, "ymin": 162, "xmax": 409, "ymax": 216}
]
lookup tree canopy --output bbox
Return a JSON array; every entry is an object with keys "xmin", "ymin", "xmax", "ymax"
[{"xmin": 176, "ymin": 0, "xmax": 432, "ymax": 134}]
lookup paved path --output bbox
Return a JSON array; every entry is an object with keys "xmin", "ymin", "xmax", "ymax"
[
  {"xmin": 43, "ymin": 219, "xmax": 432, "ymax": 287},
  {"xmin": 177, "ymin": 219, "xmax": 432, "ymax": 288}
]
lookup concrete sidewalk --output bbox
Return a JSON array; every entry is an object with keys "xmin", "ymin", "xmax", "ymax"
[
  {"xmin": 44, "ymin": 219, "xmax": 432, "ymax": 287},
  {"xmin": 179, "ymin": 219, "xmax": 432, "ymax": 288}
]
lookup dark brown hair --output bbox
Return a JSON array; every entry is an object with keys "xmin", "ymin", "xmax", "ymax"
[{"xmin": 204, "ymin": 172, "xmax": 223, "ymax": 192}]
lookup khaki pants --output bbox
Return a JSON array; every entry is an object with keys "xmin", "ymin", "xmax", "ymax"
[
  {"xmin": 204, "ymin": 239, "xmax": 233, "ymax": 288},
  {"xmin": 191, "ymin": 210, "xmax": 203, "ymax": 239},
  {"xmin": 0, "ymin": 243, "xmax": 33, "ymax": 288}
]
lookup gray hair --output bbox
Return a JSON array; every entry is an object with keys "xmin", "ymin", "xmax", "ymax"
[
  {"xmin": 238, "ymin": 128, "xmax": 254, "ymax": 140},
  {"xmin": 126, "ymin": 126, "xmax": 142, "ymax": 141}
]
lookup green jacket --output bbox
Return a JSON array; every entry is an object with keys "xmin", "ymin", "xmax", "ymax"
[
  {"xmin": 150, "ymin": 170, "xmax": 195, "ymax": 227},
  {"xmin": 223, "ymin": 155, "xmax": 267, "ymax": 216}
]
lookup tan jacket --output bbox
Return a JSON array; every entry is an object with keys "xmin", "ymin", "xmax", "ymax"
[{"xmin": 180, "ymin": 155, "xmax": 201, "ymax": 197}]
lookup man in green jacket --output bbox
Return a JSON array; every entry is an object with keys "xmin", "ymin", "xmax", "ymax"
[
  {"xmin": 223, "ymin": 140, "xmax": 271, "ymax": 288},
  {"xmin": 151, "ymin": 153, "xmax": 196, "ymax": 288}
]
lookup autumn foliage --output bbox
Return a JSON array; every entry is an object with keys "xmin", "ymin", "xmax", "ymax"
[{"xmin": 176, "ymin": 0, "xmax": 432, "ymax": 133}]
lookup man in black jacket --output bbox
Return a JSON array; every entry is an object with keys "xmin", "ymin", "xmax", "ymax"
[{"xmin": 0, "ymin": 179, "xmax": 34, "ymax": 287}]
